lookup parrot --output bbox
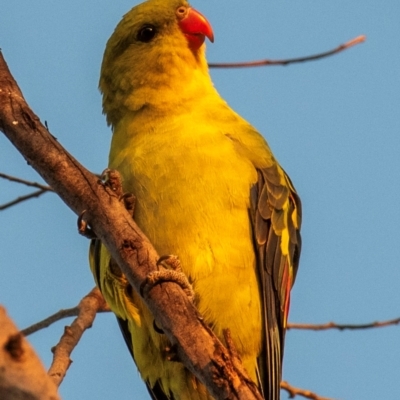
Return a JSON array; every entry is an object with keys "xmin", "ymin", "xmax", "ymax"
[{"xmin": 89, "ymin": 0, "xmax": 302, "ymax": 399}]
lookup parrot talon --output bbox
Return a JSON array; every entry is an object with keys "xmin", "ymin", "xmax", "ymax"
[
  {"xmin": 119, "ymin": 192, "xmax": 136, "ymax": 219},
  {"xmin": 153, "ymin": 319, "xmax": 164, "ymax": 334},
  {"xmin": 140, "ymin": 255, "xmax": 194, "ymax": 301},
  {"xmin": 157, "ymin": 254, "xmax": 182, "ymax": 271},
  {"xmin": 77, "ymin": 210, "xmax": 97, "ymax": 239},
  {"xmin": 100, "ymin": 168, "xmax": 136, "ymax": 218},
  {"xmin": 100, "ymin": 168, "xmax": 124, "ymax": 197}
]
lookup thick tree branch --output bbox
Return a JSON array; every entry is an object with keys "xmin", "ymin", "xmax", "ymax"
[
  {"xmin": 209, "ymin": 35, "xmax": 365, "ymax": 68},
  {"xmin": 0, "ymin": 306, "xmax": 60, "ymax": 400},
  {"xmin": 0, "ymin": 51, "xmax": 262, "ymax": 400}
]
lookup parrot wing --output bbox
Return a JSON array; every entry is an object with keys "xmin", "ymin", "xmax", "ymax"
[
  {"xmin": 116, "ymin": 317, "xmax": 172, "ymax": 400},
  {"xmin": 89, "ymin": 239, "xmax": 172, "ymax": 400},
  {"xmin": 250, "ymin": 164, "xmax": 302, "ymax": 399}
]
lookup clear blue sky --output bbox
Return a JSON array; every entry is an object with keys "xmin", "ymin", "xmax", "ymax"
[{"xmin": 1, "ymin": 1, "xmax": 399, "ymax": 399}]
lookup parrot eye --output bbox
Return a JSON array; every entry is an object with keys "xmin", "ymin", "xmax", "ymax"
[{"xmin": 137, "ymin": 24, "xmax": 157, "ymax": 43}]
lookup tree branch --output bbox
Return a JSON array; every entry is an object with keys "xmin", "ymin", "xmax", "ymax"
[
  {"xmin": 0, "ymin": 51, "xmax": 262, "ymax": 400},
  {"xmin": 47, "ymin": 288, "xmax": 108, "ymax": 386},
  {"xmin": 209, "ymin": 35, "xmax": 365, "ymax": 68},
  {"xmin": 0, "ymin": 173, "xmax": 54, "ymax": 210},
  {"xmin": 281, "ymin": 381, "xmax": 334, "ymax": 400},
  {"xmin": 0, "ymin": 306, "xmax": 60, "ymax": 400},
  {"xmin": 287, "ymin": 317, "xmax": 400, "ymax": 331},
  {"xmin": 23, "ymin": 294, "xmax": 356, "ymax": 399},
  {"xmin": 0, "ymin": 172, "xmax": 53, "ymax": 191},
  {"xmin": 0, "ymin": 188, "xmax": 48, "ymax": 210},
  {"xmin": 21, "ymin": 287, "xmax": 110, "ymax": 337}
]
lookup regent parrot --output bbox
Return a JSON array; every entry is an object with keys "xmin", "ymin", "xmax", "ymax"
[{"xmin": 89, "ymin": 0, "xmax": 302, "ymax": 399}]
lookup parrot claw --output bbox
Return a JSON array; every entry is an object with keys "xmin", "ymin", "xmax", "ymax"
[
  {"xmin": 77, "ymin": 210, "xmax": 97, "ymax": 239},
  {"xmin": 157, "ymin": 254, "xmax": 182, "ymax": 270},
  {"xmin": 100, "ymin": 168, "xmax": 136, "ymax": 218},
  {"xmin": 119, "ymin": 192, "xmax": 136, "ymax": 219},
  {"xmin": 79, "ymin": 169, "xmax": 135, "ymax": 238},
  {"xmin": 153, "ymin": 319, "xmax": 164, "ymax": 334},
  {"xmin": 140, "ymin": 255, "xmax": 194, "ymax": 301},
  {"xmin": 99, "ymin": 168, "xmax": 124, "ymax": 195}
]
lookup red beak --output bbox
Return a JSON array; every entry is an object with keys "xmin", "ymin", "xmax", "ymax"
[{"xmin": 178, "ymin": 7, "xmax": 214, "ymax": 50}]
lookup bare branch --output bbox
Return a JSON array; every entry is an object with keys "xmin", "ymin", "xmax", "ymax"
[
  {"xmin": 22, "ymin": 288, "xmax": 111, "ymax": 337},
  {"xmin": 0, "ymin": 172, "xmax": 53, "ymax": 210},
  {"xmin": 0, "ymin": 188, "xmax": 48, "ymax": 210},
  {"xmin": 0, "ymin": 172, "xmax": 53, "ymax": 191},
  {"xmin": 0, "ymin": 51, "xmax": 263, "ymax": 400},
  {"xmin": 22, "ymin": 307, "xmax": 78, "ymax": 336},
  {"xmin": 23, "ymin": 306, "xmax": 399, "ymax": 338},
  {"xmin": 209, "ymin": 35, "xmax": 366, "ymax": 69},
  {"xmin": 281, "ymin": 381, "xmax": 334, "ymax": 400},
  {"xmin": 287, "ymin": 317, "xmax": 400, "ymax": 331},
  {"xmin": 0, "ymin": 306, "xmax": 60, "ymax": 400},
  {"xmin": 47, "ymin": 288, "xmax": 108, "ymax": 387}
]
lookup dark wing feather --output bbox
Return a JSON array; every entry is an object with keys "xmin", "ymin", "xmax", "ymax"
[
  {"xmin": 89, "ymin": 239, "xmax": 172, "ymax": 400},
  {"xmin": 250, "ymin": 166, "xmax": 302, "ymax": 400}
]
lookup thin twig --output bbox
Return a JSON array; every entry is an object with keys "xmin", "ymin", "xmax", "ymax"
[
  {"xmin": 22, "ymin": 307, "xmax": 79, "ymax": 337},
  {"xmin": 0, "ymin": 173, "xmax": 54, "ymax": 210},
  {"xmin": 0, "ymin": 172, "xmax": 53, "ymax": 191},
  {"xmin": 22, "ymin": 299, "xmax": 111, "ymax": 337},
  {"xmin": 287, "ymin": 317, "xmax": 400, "ymax": 331},
  {"xmin": 209, "ymin": 35, "xmax": 366, "ymax": 68},
  {"xmin": 281, "ymin": 381, "xmax": 334, "ymax": 400},
  {"xmin": 0, "ymin": 189, "xmax": 48, "ymax": 210},
  {"xmin": 47, "ymin": 288, "xmax": 109, "ymax": 387}
]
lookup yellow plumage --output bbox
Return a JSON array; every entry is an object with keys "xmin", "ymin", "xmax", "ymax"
[{"xmin": 90, "ymin": 1, "xmax": 301, "ymax": 399}]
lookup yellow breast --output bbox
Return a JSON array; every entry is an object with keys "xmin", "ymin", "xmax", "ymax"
[{"xmin": 101, "ymin": 111, "xmax": 263, "ymax": 398}]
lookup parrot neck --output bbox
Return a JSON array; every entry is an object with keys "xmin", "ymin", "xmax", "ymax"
[{"xmin": 101, "ymin": 46, "xmax": 219, "ymax": 127}]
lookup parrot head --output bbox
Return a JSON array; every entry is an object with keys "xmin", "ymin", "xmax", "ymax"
[{"xmin": 100, "ymin": 0, "xmax": 215, "ymax": 127}]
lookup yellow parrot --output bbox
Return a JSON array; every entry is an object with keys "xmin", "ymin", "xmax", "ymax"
[{"xmin": 89, "ymin": 0, "xmax": 302, "ymax": 399}]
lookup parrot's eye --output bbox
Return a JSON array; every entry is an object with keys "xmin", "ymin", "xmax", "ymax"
[{"xmin": 137, "ymin": 24, "xmax": 157, "ymax": 43}]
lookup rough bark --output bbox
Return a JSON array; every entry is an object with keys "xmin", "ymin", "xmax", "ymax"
[{"xmin": 0, "ymin": 307, "xmax": 60, "ymax": 400}]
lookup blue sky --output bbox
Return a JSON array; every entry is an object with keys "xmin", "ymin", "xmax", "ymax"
[{"xmin": 1, "ymin": 1, "xmax": 399, "ymax": 399}]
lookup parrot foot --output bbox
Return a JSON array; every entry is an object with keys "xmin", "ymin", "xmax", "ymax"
[
  {"xmin": 77, "ymin": 210, "xmax": 97, "ymax": 239},
  {"xmin": 100, "ymin": 168, "xmax": 124, "ymax": 195},
  {"xmin": 100, "ymin": 168, "xmax": 136, "ymax": 218},
  {"xmin": 140, "ymin": 255, "xmax": 194, "ymax": 301},
  {"xmin": 153, "ymin": 319, "xmax": 164, "ymax": 334},
  {"xmin": 77, "ymin": 168, "xmax": 135, "ymax": 239},
  {"xmin": 120, "ymin": 192, "xmax": 136, "ymax": 219}
]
